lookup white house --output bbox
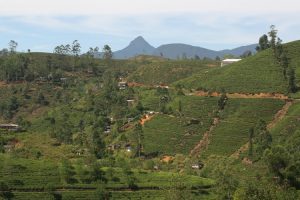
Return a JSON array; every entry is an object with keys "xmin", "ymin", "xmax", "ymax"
[
  {"xmin": 0, "ymin": 124, "xmax": 20, "ymax": 131},
  {"xmin": 221, "ymin": 59, "xmax": 242, "ymax": 67}
]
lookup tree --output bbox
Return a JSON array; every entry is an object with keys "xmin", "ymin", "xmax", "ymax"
[
  {"xmin": 0, "ymin": 181, "xmax": 14, "ymax": 200},
  {"xmin": 134, "ymin": 124, "xmax": 143, "ymax": 158},
  {"xmin": 136, "ymin": 101, "xmax": 144, "ymax": 113},
  {"xmin": 248, "ymin": 127, "xmax": 254, "ymax": 157},
  {"xmin": 0, "ymin": 48, "xmax": 9, "ymax": 56},
  {"xmin": 234, "ymin": 181, "xmax": 275, "ymax": 200},
  {"xmin": 90, "ymin": 163, "xmax": 107, "ymax": 183},
  {"xmin": 71, "ymin": 40, "xmax": 81, "ymax": 57},
  {"xmin": 92, "ymin": 129, "xmax": 106, "ymax": 159},
  {"xmin": 287, "ymin": 67, "xmax": 297, "ymax": 93},
  {"xmin": 60, "ymin": 160, "xmax": 76, "ymax": 184},
  {"xmin": 215, "ymin": 170, "xmax": 238, "ymax": 200},
  {"xmin": 178, "ymin": 100, "xmax": 182, "ymax": 113},
  {"xmin": 165, "ymin": 175, "xmax": 193, "ymax": 200},
  {"xmin": 268, "ymin": 25, "xmax": 278, "ymax": 50},
  {"xmin": 280, "ymin": 53, "xmax": 289, "ymax": 78},
  {"xmin": 256, "ymin": 34, "xmax": 269, "ymax": 52},
  {"xmin": 218, "ymin": 93, "xmax": 228, "ymax": 110},
  {"xmin": 241, "ymin": 50, "xmax": 252, "ymax": 58},
  {"xmin": 8, "ymin": 40, "xmax": 18, "ymax": 53},
  {"xmin": 71, "ymin": 40, "xmax": 81, "ymax": 71},
  {"xmin": 36, "ymin": 91, "xmax": 48, "ymax": 105},
  {"xmin": 256, "ymin": 129, "xmax": 272, "ymax": 155},
  {"xmin": 102, "ymin": 45, "xmax": 113, "ymax": 60},
  {"xmin": 264, "ymin": 145, "xmax": 290, "ymax": 181},
  {"xmin": 95, "ymin": 183, "xmax": 111, "ymax": 200}
]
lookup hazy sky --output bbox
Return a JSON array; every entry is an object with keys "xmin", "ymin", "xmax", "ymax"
[{"xmin": 0, "ymin": 0, "xmax": 299, "ymax": 52}]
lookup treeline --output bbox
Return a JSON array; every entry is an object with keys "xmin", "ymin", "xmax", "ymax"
[
  {"xmin": 256, "ymin": 25, "xmax": 297, "ymax": 93},
  {"xmin": 0, "ymin": 40, "xmax": 114, "ymax": 83}
]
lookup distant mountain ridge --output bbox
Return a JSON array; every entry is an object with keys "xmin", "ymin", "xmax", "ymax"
[
  {"xmin": 113, "ymin": 36, "xmax": 155, "ymax": 59},
  {"xmin": 100, "ymin": 36, "xmax": 257, "ymax": 60}
]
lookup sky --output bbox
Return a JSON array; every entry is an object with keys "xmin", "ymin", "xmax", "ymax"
[{"xmin": 0, "ymin": 0, "xmax": 300, "ymax": 52}]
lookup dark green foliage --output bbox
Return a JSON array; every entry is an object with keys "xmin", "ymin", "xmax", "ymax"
[
  {"xmin": 234, "ymin": 181, "xmax": 286, "ymax": 200},
  {"xmin": 264, "ymin": 146, "xmax": 289, "ymax": 180},
  {"xmin": 36, "ymin": 91, "xmax": 48, "ymax": 105},
  {"xmin": 254, "ymin": 119, "xmax": 272, "ymax": 156},
  {"xmin": 214, "ymin": 169, "xmax": 238, "ymax": 200},
  {"xmin": 240, "ymin": 50, "xmax": 252, "ymax": 58},
  {"xmin": 264, "ymin": 130, "xmax": 300, "ymax": 188},
  {"xmin": 256, "ymin": 34, "xmax": 270, "ymax": 52},
  {"xmin": 217, "ymin": 93, "xmax": 228, "ymax": 110},
  {"xmin": 92, "ymin": 129, "xmax": 106, "ymax": 159},
  {"xmin": 0, "ymin": 181, "xmax": 14, "ymax": 200},
  {"xmin": 287, "ymin": 67, "xmax": 297, "ymax": 93},
  {"xmin": 133, "ymin": 124, "xmax": 144, "ymax": 157},
  {"xmin": 268, "ymin": 25, "xmax": 278, "ymax": 51},
  {"xmin": 95, "ymin": 183, "xmax": 111, "ymax": 200},
  {"xmin": 280, "ymin": 53, "xmax": 289, "ymax": 78},
  {"xmin": 248, "ymin": 127, "xmax": 254, "ymax": 157},
  {"xmin": 164, "ymin": 175, "xmax": 194, "ymax": 200},
  {"xmin": 0, "ymin": 96, "xmax": 19, "ymax": 119},
  {"xmin": 60, "ymin": 160, "xmax": 76, "ymax": 184},
  {"xmin": 90, "ymin": 163, "xmax": 107, "ymax": 183},
  {"xmin": 102, "ymin": 45, "xmax": 112, "ymax": 60}
]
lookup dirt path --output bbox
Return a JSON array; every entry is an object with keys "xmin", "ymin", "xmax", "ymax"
[
  {"xmin": 267, "ymin": 101, "xmax": 293, "ymax": 129},
  {"xmin": 192, "ymin": 90, "xmax": 288, "ymax": 100},
  {"xmin": 140, "ymin": 114, "xmax": 156, "ymax": 126},
  {"xmin": 230, "ymin": 100, "xmax": 293, "ymax": 159},
  {"xmin": 189, "ymin": 117, "xmax": 220, "ymax": 157},
  {"xmin": 0, "ymin": 81, "xmax": 7, "ymax": 87}
]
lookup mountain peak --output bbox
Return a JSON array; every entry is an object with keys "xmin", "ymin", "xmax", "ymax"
[
  {"xmin": 130, "ymin": 36, "xmax": 148, "ymax": 45},
  {"xmin": 113, "ymin": 36, "xmax": 155, "ymax": 59}
]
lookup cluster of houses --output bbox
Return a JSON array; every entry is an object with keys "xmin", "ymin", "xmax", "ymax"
[
  {"xmin": 107, "ymin": 143, "xmax": 132, "ymax": 152},
  {"xmin": 104, "ymin": 117, "xmax": 114, "ymax": 134},
  {"xmin": 118, "ymin": 80, "xmax": 128, "ymax": 90}
]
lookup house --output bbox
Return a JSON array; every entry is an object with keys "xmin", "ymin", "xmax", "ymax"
[
  {"xmin": 127, "ymin": 118, "xmax": 135, "ymax": 123},
  {"xmin": 0, "ymin": 124, "xmax": 21, "ymax": 131},
  {"xmin": 146, "ymin": 111, "xmax": 155, "ymax": 115},
  {"xmin": 125, "ymin": 144, "xmax": 132, "ymax": 152},
  {"xmin": 126, "ymin": 99, "xmax": 135, "ymax": 106},
  {"xmin": 191, "ymin": 164, "xmax": 200, "ymax": 169},
  {"xmin": 156, "ymin": 84, "xmax": 169, "ymax": 89},
  {"xmin": 60, "ymin": 77, "xmax": 67, "ymax": 84},
  {"xmin": 118, "ymin": 82, "xmax": 127, "ymax": 90},
  {"xmin": 104, "ymin": 125, "xmax": 111, "ymax": 134},
  {"xmin": 221, "ymin": 59, "xmax": 242, "ymax": 67}
]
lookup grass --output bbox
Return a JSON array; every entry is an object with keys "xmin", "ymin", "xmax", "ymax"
[
  {"xmin": 202, "ymin": 98, "xmax": 285, "ymax": 156},
  {"xmin": 0, "ymin": 153, "xmax": 214, "ymax": 187},
  {"xmin": 142, "ymin": 96, "xmax": 218, "ymax": 155},
  {"xmin": 12, "ymin": 189, "xmax": 216, "ymax": 200},
  {"xmin": 270, "ymin": 101, "xmax": 300, "ymax": 144},
  {"xmin": 128, "ymin": 60, "xmax": 217, "ymax": 85},
  {"xmin": 175, "ymin": 40, "xmax": 300, "ymax": 93},
  {"xmin": 0, "ymin": 153, "xmax": 215, "ymax": 200}
]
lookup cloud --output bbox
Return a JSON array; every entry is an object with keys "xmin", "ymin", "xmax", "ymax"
[
  {"xmin": 0, "ymin": 0, "xmax": 299, "ymax": 16},
  {"xmin": 0, "ymin": 0, "xmax": 299, "ymax": 51}
]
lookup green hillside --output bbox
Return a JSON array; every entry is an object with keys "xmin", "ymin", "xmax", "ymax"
[
  {"xmin": 128, "ymin": 60, "xmax": 217, "ymax": 85},
  {"xmin": 0, "ymin": 44, "xmax": 299, "ymax": 200},
  {"xmin": 175, "ymin": 40, "xmax": 300, "ymax": 93},
  {"xmin": 202, "ymin": 98, "xmax": 285, "ymax": 157}
]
